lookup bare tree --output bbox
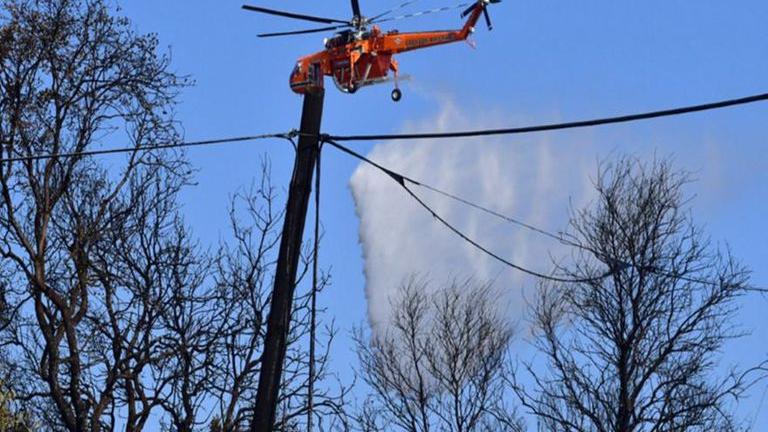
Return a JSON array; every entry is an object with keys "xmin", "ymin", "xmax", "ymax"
[
  {"xmin": 89, "ymin": 173, "xmax": 201, "ymax": 432},
  {"xmin": 0, "ymin": 1, "xmax": 350, "ymax": 430},
  {"xmin": 514, "ymin": 157, "xmax": 768, "ymax": 432},
  {"xmin": 355, "ymin": 278, "xmax": 524, "ymax": 432},
  {"xmin": 206, "ymin": 169, "xmax": 350, "ymax": 432},
  {"xmin": 0, "ymin": 0, "xmax": 190, "ymax": 429},
  {"xmin": 140, "ymin": 164, "xmax": 350, "ymax": 432}
]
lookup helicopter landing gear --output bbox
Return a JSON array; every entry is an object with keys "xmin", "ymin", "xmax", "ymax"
[
  {"xmin": 389, "ymin": 58, "xmax": 402, "ymax": 102},
  {"xmin": 391, "ymin": 88, "xmax": 402, "ymax": 102}
]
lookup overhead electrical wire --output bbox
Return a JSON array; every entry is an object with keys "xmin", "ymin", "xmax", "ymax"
[
  {"xmin": 0, "ymin": 132, "xmax": 296, "ymax": 164},
  {"xmin": 6, "ymin": 90, "xmax": 768, "ymax": 163},
  {"xmin": 324, "ymin": 137, "xmax": 595, "ymax": 253},
  {"xmin": 324, "ymin": 138, "xmax": 620, "ymax": 284},
  {"xmin": 307, "ymin": 142, "xmax": 322, "ymax": 431},
  {"xmin": 325, "ymin": 139, "xmax": 768, "ymax": 292},
  {"xmin": 323, "ymin": 91, "xmax": 768, "ymax": 142},
  {"xmin": 641, "ymin": 266, "xmax": 767, "ymax": 293},
  {"xmin": 399, "ymin": 181, "xmax": 616, "ymax": 283},
  {"xmin": 0, "ymin": 92, "xmax": 762, "ymax": 288},
  {"xmin": 416, "ymin": 175, "xmax": 768, "ymax": 292},
  {"xmin": 415, "ymin": 181, "xmax": 592, "ymax": 250}
]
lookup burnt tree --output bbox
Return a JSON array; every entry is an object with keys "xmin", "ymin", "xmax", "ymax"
[
  {"xmin": 515, "ymin": 157, "xmax": 767, "ymax": 432},
  {"xmin": 355, "ymin": 278, "xmax": 523, "ymax": 432},
  {"xmin": 0, "ymin": 0, "xmax": 188, "ymax": 429}
]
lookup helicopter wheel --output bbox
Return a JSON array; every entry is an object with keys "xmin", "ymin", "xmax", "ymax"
[
  {"xmin": 348, "ymin": 84, "xmax": 358, "ymax": 94},
  {"xmin": 391, "ymin": 88, "xmax": 402, "ymax": 102}
]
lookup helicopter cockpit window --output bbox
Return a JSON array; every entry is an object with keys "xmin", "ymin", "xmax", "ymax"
[
  {"xmin": 292, "ymin": 63, "xmax": 301, "ymax": 76},
  {"xmin": 308, "ymin": 63, "xmax": 321, "ymax": 85},
  {"xmin": 325, "ymin": 31, "xmax": 354, "ymax": 49},
  {"xmin": 325, "ymin": 36, "xmax": 342, "ymax": 49}
]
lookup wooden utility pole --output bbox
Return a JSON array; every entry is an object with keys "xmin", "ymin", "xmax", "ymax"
[{"xmin": 252, "ymin": 90, "xmax": 325, "ymax": 431}]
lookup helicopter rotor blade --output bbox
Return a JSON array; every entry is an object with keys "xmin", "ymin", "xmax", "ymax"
[
  {"xmin": 372, "ymin": 2, "xmax": 470, "ymax": 24},
  {"xmin": 460, "ymin": 2, "xmax": 475, "ymax": 18},
  {"xmin": 483, "ymin": 7, "xmax": 492, "ymax": 30},
  {"xmin": 258, "ymin": 25, "xmax": 351, "ymax": 38},
  {"xmin": 242, "ymin": 5, "xmax": 349, "ymax": 25},
  {"xmin": 369, "ymin": 0, "xmax": 422, "ymax": 22},
  {"xmin": 351, "ymin": 0, "xmax": 362, "ymax": 20}
]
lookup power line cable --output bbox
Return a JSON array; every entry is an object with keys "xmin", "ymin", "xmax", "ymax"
[
  {"xmin": 401, "ymin": 182, "xmax": 613, "ymax": 283},
  {"xmin": 419, "ymin": 181, "xmax": 768, "ymax": 292},
  {"xmin": 419, "ymin": 180, "xmax": 768, "ymax": 292},
  {"xmin": 0, "ymin": 132, "xmax": 297, "ymax": 163},
  {"xmin": 415, "ymin": 181, "xmax": 592, "ymax": 251},
  {"xmin": 323, "ymin": 91, "xmax": 768, "ymax": 142},
  {"xmin": 0, "ymin": 96, "xmax": 761, "ymax": 289},
  {"xmin": 307, "ymin": 142, "xmax": 322, "ymax": 431},
  {"xmin": 412, "ymin": 179, "xmax": 768, "ymax": 289},
  {"xmin": 642, "ymin": 266, "xmax": 767, "ymax": 292},
  {"xmin": 326, "ymin": 139, "xmax": 768, "ymax": 292},
  {"xmin": 6, "ymin": 91, "xmax": 768, "ymax": 161},
  {"xmin": 324, "ymin": 136, "xmax": 609, "ymax": 257},
  {"xmin": 324, "ymin": 138, "xmax": 619, "ymax": 284}
]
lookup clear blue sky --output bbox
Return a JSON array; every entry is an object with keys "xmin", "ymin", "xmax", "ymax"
[{"xmin": 120, "ymin": 0, "xmax": 768, "ymax": 427}]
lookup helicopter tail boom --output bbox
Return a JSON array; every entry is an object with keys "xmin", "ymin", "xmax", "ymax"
[{"xmin": 381, "ymin": 0, "xmax": 497, "ymax": 54}]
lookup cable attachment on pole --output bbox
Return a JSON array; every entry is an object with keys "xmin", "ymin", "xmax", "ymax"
[{"xmin": 279, "ymin": 129, "xmax": 301, "ymax": 151}]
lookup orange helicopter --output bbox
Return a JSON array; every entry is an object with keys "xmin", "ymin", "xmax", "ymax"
[{"xmin": 243, "ymin": 0, "xmax": 500, "ymax": 101}]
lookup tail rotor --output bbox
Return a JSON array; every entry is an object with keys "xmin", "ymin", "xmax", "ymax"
[
  {"xmin": 482, "ymin": 7, "xmax": 492, "ymax": 30},
  {"xmin": 461, "ymin": 0, "xmax": 501, "ymax": 31}
]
